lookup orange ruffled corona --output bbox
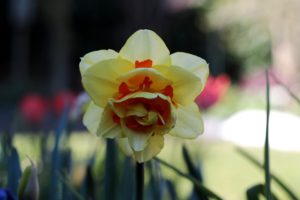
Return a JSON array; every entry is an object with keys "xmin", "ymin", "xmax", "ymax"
[{"xmin": 80, "ymin": 29, "xmax": 209, "ymax": 162}]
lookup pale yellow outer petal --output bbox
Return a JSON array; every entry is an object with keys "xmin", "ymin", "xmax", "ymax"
[
  {"xmin": 98, "ymin": 105, "xmax": 123, "ymax": 138},
  {"xmin": 79, "ymin": 49, "xmax": 118, "ymax": 75},
  {"xmin": 154, "ymin": 65, "xmax": 202, "ymax": 105},
  {"xmin": 117, "ymin": 138, "xmax": 133, "ymax": 156},
  {"xmin": 119, "ymin": 29, "xmax": 171, "ymax": 66},
  {"xmin": 171, "ymin": 52, "xmax": 209, "ymax": 92},
  {"xmin": 169, "ymin": 103, "xmax": 203, "ymax": 139},
  {"xmin": 83, "ymin": 101, "xmax": 103, "ymax": 134},
  {"xmin": 117, "ymin": 135, "xmax": 164, "ymax": 163},
  {"xmin": 82, "ymin": 59, "xmax": 134, "ymax": 107},
  {"xmin": 134, "ymin": 134, "xmax": 164, "ymax": 163},
  {"xmin": 120, "ymin": 119, "xmax": 153, "ymax": 151}
]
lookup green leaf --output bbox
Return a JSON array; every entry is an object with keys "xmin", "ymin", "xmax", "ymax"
[
  {"xmin": 49, "ymin": 104, "xmax": 70, "ymax": 200},
  {"xmin": 154, "ymin": 157, "xmax": 223, "ymax": 200},
  {"xmin": 246, "ymin": 184, "xmax": 279, "ymax": 200},
  {"xmin": 7, "ymin": 147, "xmax": 21, "ymax": 195},
  {"xmin": 118, "ymin": 157, "xmax": 135, "ymax": 200},
  {"xmin": 80, "ymin": 161, "xmax": 95, "ymax": 199},
  {"xmin": 59, "ymin": 172, "xmax": 85, "ymax": 200},
  {"xmin": 18, "ymin": 166, "xmax": 31, "ymax": 199},
  {"xmin": 147, "ymin": 160, "xmax": 162, "ymax": 200},
  {"xmin": 18, "ymin": 158, "xmax": 39, "ymax": 200},
  {"xmin": 165, "ymin": 179, "xmax": 178, "ymax": 200},
  {"xmin": 236, "ymin": 148, "xmax": 299, "ymax": 200},
  {"xmin": 182, "ymin": 146, "xmax": 208, "ymax": 200}
]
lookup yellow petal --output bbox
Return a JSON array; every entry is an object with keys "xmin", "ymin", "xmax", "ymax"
[
  {"xmin": 117, "ymin": 138, "xmax": 133, "ymax": 156},
  {"xmin": 119, "ymin": 29, "xmax": 171, "ymax": 66},
  {"xmin": 154, "ymin": 65, "xmax": 202, "ymax": 105},
  {"xmin": 170, "ymin": 103, "xmax": 203, "ymax": 139},
  {"xmin": 120, "ymin": 119, "xmax": 153, "ymax": 151},
  {"xmin": 82, "ymin": 59, "xmax": 134, "ymax": 107},
  {"xmin": 117, "ymin": 67, "xmax": 172, "ymax": 91},
  {"xmin": 83, "ymin": 101, "xmax": 103, "ymax": 134},
  {"xmin": 171, "ymin": 52, "xmax": 209, "ymax": 92},
  {"xmin": 79, "ymin": 49, "xmax": 118, "ymax": 75},
  {"xmin": 134, "ymin": 134, "xmax": 164, "ymax": 163},
  {"xmin": 98, "ymin": 105, "xmax": 123, "ymax": 138}
]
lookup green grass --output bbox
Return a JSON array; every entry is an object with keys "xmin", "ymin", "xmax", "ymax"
[{"xmin": 12, "ymin": 133, "xmax": 300, "ymax": 200}]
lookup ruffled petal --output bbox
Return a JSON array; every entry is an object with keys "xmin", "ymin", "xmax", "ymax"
[
  {"xmin": 79, "ymin": 49, "xmax": 118, "ymax": 75},
  {"xmin": 117, "ymin": 67, "xmax": 172, "ymax": 91},
  {"xmin": 171, "ymin": 52, "xmax": 209, "ymax": 92},
  {"xmin": 82, "ymin": 58, "xmax": 134, "ymax": 107},
  {"xmin": 125, "ymin": 103, "xmax": 148, "ymax": 117},
  {"xmin": 83, "ymin": 101, "xmax": 103, "ymax": 134},
  {"xmin": 169, "ymin": 103, "xmax": 203, "ymax": 139},
  {"xmin": 108, "ymin": 92, "xmax": 171, "ymax": 118},
  {"xmin": 119, "ymin": 30, "xmax": 171, "ymax": 66},
  {"xmin": 134, "ymin": 134, "xmax": 164, "ymax": 163},
  {"xmin": 120, "ymin": 119, "xmax": 153, "ymax": 151},
  {"xmin": 154, "ymin": 65, "xmax": 202, "ymax": 105},
  {"xmin": 154, "ymin": 103, "xmax": 177, "ymax": 135},
  {"xmin": 98, "ymin": 105, "xmax": 123, "ymax": 138}
]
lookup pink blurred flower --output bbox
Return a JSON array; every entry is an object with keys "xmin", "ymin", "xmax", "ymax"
[
  {"xmin": 52, "ymin": 91, "xmax": 76, "ymax": 116},
  {"xmin": 19, "ymin": 94, "xmax": 48, "ymax": 123},
  {"xmin": 195, "ymin": 74, "xmax": 231, "ymax": 109}
]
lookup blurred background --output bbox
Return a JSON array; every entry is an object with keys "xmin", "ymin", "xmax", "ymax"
[{"xmin": 1, "ymin": 0, "xmax": 300, "ymax": 199}]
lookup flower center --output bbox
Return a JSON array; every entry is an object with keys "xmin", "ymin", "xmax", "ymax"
[
  {"xmin": 111, "ymin": 97, "xmax": 171, "ymax": 132},
  {"xmin": 136, "ymin": 111, "xmax": 158, "ymax": 126},
  {"xmin": 139, "ymin": 76, "xmax": 152, "ymax": 90}
]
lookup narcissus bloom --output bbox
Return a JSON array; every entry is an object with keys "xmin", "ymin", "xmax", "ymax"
[{"xmin": 80, "ymin": 29, "xmax": 209, "ymax": 162}]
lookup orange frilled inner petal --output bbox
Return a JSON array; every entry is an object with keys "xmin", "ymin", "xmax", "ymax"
[
  {"xmin": 135, "ymin": 59, "xmax": 153, "ymax": 68},
  {"xmin": 161, "ymin": 85, "xmax": 173, "ymax": 99},
  {"xmin": 117, "ymin": 78, "xmax": 173, "ymax": 100}
]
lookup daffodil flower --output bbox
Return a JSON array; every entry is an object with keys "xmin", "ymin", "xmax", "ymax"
[{"xmin": 80, "ymin": 29, "xmax": 209, "ymax": 163}]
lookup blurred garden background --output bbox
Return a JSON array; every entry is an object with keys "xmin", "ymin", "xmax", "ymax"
[{"xmin": 1, "ymin": 0, "xmax": 300, "ymax": 199}]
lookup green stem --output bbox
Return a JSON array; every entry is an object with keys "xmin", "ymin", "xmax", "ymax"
[
  {"xmin": 265, "ymin": 70, "xmax": 272, "ymax": 199},
  {"xmin": 154, "ymin": 157, "xmax": 223, "ymax": 200},
  {"xmin": 136, "ymin": 162, "xmax": 144, "ymax": 200}
]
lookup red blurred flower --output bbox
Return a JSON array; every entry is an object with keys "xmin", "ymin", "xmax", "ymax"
[
  {"xmin": 19, "ymin": 94, "xmax": 48, "ymax": 123},
  {"xmin": 52, "ymin": 91, "xmax": 76, "ymax": 116},
  {"xmin": 195, "ymin": 74, "xmax": 230, "ymax": 109}
]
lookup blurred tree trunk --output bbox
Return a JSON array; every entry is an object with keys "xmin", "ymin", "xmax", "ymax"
[
  {"xmin": 9, "ymin": 0, "xmax": 36, "ymax": 86},
  {"xmin": 269, "ymin": 18, "xmax": 298, "ymax": 84},
  {"xmin": 42, "ymin": 0, "xmax": 72, "ymax": 93},
  {"xmin": 271, "ymin": 39, "xmax": 297, "ymax": 84}
]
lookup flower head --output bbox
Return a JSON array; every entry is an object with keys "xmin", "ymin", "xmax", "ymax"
[
  {"xmin": 19, "ymin": 94, "xmax": 48, "ymax": 124},
  {"xmin": 195, "ymin": 74, "xmax": 230, "ymax": 109},
  {"xmin": 80, "ymin": 29, "xmax": 209, "ymax": 162}
]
